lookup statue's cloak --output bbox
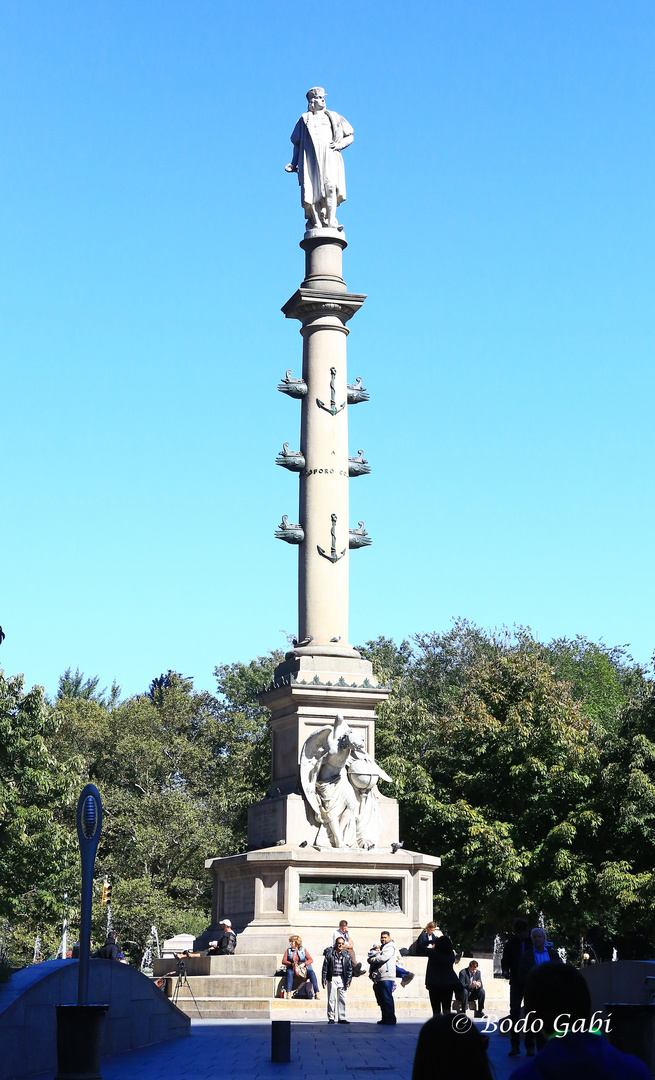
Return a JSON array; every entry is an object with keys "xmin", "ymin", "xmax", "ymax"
[{"xmin": 290, "ymin": 110, "xmax": 353, "ymax": 214}]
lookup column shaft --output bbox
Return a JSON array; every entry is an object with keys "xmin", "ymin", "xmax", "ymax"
[{"xmin": 298, "ymin": 318, "xmax": 350, "ymax": 644}]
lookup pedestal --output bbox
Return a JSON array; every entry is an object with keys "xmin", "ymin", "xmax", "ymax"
[
  {"xmin": 205, "ymin": 844, "xmax": 440, "ymax": 961},
  {"xmin": 248, "ymin": 651, "xmax": 395, "ymax": 850}
]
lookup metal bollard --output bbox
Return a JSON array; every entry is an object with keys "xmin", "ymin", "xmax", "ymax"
[{"xmin": 271, "ymin": 1019, "xmax": 291, "ymax": 1062}]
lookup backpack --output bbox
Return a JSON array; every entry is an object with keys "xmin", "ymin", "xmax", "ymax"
[{"xmin": 293, "ymin": 979, "xmax": 314, "ymax": 999}]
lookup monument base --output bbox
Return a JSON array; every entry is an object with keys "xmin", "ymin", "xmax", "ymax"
[{"xmin": 203, "ymin": 843, "xmax": 440, "ymax": 960}]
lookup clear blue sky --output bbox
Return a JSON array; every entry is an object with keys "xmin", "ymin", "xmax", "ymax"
[{"xmin": 2, "ymin": 0, "xmax": 654, "ymax": 698}]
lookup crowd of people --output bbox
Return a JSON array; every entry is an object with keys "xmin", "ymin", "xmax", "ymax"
[
  {"xmin": 88, "ymin": 914, "xmax": 651, "ymax": 1076},
  {"xmin": 279, "ymin": 919, "xmax": 415, "ymax": 1026},
  {"xmin": 410, "ymin": 917, "xmax": 650, "ymax": 1079},
  {"xmin": 277, "ymin": 915, "xmax": 651, "ymax": 1077}
]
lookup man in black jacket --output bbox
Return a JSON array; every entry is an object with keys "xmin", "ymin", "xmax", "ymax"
[
  {"xmin": 502, "ymin": 917, "xmax": 530, "ymax": 1057},
  {"xmin": 322, "ymin": 936, "xmax": 353, "ymax": 1024},
  {"xmin": 458, "ymin": 960, "xmax": 486, "ymax": 1016},
  {"xmin": 93, "ymin": 933, "xmax": 119, "ymax": 960}
]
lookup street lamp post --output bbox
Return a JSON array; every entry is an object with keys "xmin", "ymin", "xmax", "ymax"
[{"xmin": 55, "ymin": 784, "xmax": 109, "ymax": 1080}]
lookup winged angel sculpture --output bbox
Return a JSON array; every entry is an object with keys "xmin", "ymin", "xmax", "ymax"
[{"xmin": 300, "ymin": 715, "xmax": 392, "ymax": 850}]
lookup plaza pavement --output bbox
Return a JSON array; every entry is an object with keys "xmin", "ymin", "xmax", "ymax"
[{"xmin": 30, "ymin": 1017, "xmax": 526, "ymax": 1080}]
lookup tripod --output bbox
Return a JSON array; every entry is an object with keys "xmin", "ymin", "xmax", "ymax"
[{"xmin": 170, "ymin": 959, "xmax": 202, "ymax": 1018}]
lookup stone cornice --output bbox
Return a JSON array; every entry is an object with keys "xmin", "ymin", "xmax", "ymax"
[
  {"xmin": 205, "ymin": 846, "xmax": 442, "ymax": 871},
  {"xmin": 257, "ymin": 675, "xmax": 391, "ymax": 707},
  {"xmin": 281, "ymin": 287, "xmax": 367, "ymax": 325}
]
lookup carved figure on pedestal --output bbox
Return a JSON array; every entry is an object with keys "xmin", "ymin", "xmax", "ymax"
[
  {"xmin": 300, "ymin": 714, "xmax": 392, "ymax": 850},
  {"xmin": 285, "ymin": 88, "xmax": 354, "ymax": 231}
]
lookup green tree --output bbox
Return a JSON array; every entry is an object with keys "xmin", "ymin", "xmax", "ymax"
[
  {"xmin": 0, "ymin": 670, "xmax": 79, "ymax": 963},
  {"xmin": 50, "ymin": 656, "xmax": 279, "ymax": 963},
  {"xmin": 57, "ymin": 667, "xmax": 121, "ymax": 709},
  {"xmin": 374, "ymin": 638, "xmax": 605, "ymax": 947},
  {"xmin": 591, "ymin": 680, "xmax": 655, "ymax": 956}
]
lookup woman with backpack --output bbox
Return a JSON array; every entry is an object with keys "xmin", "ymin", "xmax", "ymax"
[{"xmin": 281, "ymin": 934, "xmax": 320, "ymax": 999}]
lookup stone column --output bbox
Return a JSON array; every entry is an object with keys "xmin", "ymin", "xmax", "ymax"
[{"xmin": 281, "ymin": 230, "xmax": 366, "ymax": 659}]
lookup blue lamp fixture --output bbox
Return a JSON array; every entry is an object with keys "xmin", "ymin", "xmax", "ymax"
[{"xmin": 76, "ymin": 783, "xmax": 103, "ymax": 1006}]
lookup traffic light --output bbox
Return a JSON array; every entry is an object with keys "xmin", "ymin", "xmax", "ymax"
[{"xmin": 102, "ymin": 881, "xmax": 112, "ymax": 905}]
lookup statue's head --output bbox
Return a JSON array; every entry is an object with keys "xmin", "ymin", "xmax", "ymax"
[{"xmin": 306, "ymin": 87, "xmax": 326, "ymax": 113}]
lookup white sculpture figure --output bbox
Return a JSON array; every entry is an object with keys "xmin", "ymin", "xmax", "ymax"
[
  {"xmin": 349, "ymin": 757, "xmax": 388, "ymax": 851},
  {"xmin": 300, "ymin": 714, "xmax": 391, "ymax": 850},
  {"xmin": 285, "ymin": 87, "xmax": 354, "ymax": 231}
]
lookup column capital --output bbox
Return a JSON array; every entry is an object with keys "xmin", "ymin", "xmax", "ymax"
[{"xmin": 282, "ymin": 287, "xmax": 367, "ymax": 325}]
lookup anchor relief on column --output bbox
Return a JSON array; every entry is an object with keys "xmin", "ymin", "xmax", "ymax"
[
  {"xmin": 317, "ymin": 513, "xmax": 346, "ymax": 563},
  {"xmin": 316, "ymin": 367, "xmax": 345, "ymax": 416}
]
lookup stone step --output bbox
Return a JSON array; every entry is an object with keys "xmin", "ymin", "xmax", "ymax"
[
  {"xmin": 153, "ymin": 954, "xmax": 281, "ymax": 978},
  {"xmin": 161, "ymin": 972, "xmax": 509, "ymax": 1006},
  {"xmin": 168, "ymin": 990, "xmax": 510, "ymax": 1021}
]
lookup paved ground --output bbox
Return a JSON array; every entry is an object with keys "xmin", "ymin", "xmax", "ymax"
[{"xmin": 32, "ymin": 1017, "xmax": 527, "ymax": 1080}]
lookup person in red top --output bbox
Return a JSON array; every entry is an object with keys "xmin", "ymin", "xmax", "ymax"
[{"xmin": 281, "ymin": 934, "xmax": 320, "ymax": 999}]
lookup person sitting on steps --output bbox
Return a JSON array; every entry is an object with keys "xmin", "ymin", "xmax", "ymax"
[
  {"xmin": 458, "ymin": 959, "xmax": 486, "ymax": 1017},
  {"xmin": 333, "ymin": 920, "xmax": 363, "ymax": 974},
  {"xmin": 281, "ymin": 934, "xmax": 320, "ymax": 999}
]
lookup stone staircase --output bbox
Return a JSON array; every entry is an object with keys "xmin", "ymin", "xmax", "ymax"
[{"xmin": 152, "ymin": 954, "xmax": 510, "ymax": 1021}]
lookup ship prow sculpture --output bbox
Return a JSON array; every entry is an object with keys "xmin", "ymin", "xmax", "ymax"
[{"xmin": 204, "ymin": 87, "xmax": 439, "ymax": 959}]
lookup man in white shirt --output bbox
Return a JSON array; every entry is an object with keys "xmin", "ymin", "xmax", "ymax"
[{"xmin": 333, "ymin": 920, "xmax": 362, "ymax": 974}]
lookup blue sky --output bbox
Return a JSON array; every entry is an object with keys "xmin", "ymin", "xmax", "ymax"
[{"xmin": 1, "ymin": 0, "xmax": 654, "ymax": 698}]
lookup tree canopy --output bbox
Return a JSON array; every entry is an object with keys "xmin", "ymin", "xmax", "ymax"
[{"xmin": 2, "ymin": 621, "xmax": 654, "ymax": 965}]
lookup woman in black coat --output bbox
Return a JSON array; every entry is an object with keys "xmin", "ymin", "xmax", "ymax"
[
  {"xmin": 424, "ymin": 935, "xmax": 464, "ymax": 1014},
  {"xmin": 416, "ymin": 921, "xmax": 439, "ymax": 955}
]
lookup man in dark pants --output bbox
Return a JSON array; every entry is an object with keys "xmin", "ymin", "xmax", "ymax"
[
  {"xmin": 502, "ymin": 917, "xmax": 530, "ymax": 1057},
  {"xmin": 458, "ymin": 960, "xmax": 486, "ymax": 1017},
  {"xmin": 368, "ymin": 931, "xmax": 397, "ymax": 1025},
  {"xmin": 517, "ymin": 927, "xmax": 562, "ymax": 1056}
]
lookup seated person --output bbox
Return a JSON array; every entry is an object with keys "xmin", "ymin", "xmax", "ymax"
[
  {"xmin": 458, "ymin": 960, "xmax": 486, "ymax": 1017},
  {"xmin": 416, "ymin": 921, "xmax": 439, "ymax": 954},
  {"xmin": 513, "ymin": 963, "xmax": 650, "ymax": 1078},
  {"xmin": 333, "ymin": 920, "xmax": 362, "ymax": 974},
  {"xmin": 93, "ymin": 933, "xmax": 119, "ymax": 960},
  {"xmin": 214, "ymin": 918, "xmax": 236, "ymax": 954},
  {"xmin": 281, "ymin": 934, "xmax": 320, "ymax": 999}
]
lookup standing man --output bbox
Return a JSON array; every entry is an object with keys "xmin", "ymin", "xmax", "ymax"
[
  {"xmin": 517, "ymin": 927, "xmax": 562, "ymax": 1056},
  {"xmin": 368, "ymin": 931, "xmax": 397, "ymax": 1026},
  {"xmin": 285, "ymin": 88, "xmax": 354, "ymax": 231},
  {"xmin": 502, "ymin": 917, "xmax": 530, "ymax": 1058},
  {"xmin": 458, "ymin": 960, "xmax": 486, "ymax": 1017},
  {"xmin": 322, "ymin": 935, "xmax": 352, "ymax": 1024},
  {"xmin": 333, "ymin": 919, "xmax": 362, "ymax": 974}
]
